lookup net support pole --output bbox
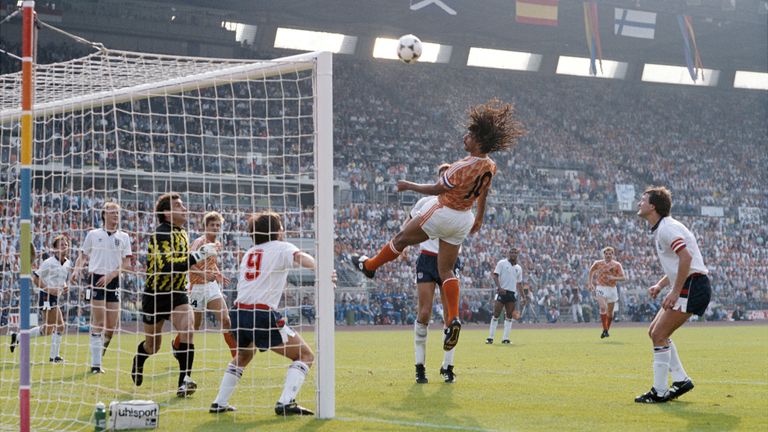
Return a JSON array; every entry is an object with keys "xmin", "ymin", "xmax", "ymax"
[
  {"xmin": 314, "ymin": 51, "xmax": 335, "ymax": 419},
  {"xmin": 19, "ymin": 2, "xmax": 35, "ymax": 432}
]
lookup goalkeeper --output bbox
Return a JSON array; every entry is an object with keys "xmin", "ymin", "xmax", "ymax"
[{"xmin": 131, "ymin": 193, "xmax": 218, "ymax": 398}]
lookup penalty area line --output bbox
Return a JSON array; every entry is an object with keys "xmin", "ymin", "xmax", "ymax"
[{"xmin": 335, "ymin": 416, "xmax": 496, "ymax": 431}]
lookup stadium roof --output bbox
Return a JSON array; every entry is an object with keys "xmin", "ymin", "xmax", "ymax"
[
  {"xmin": 1, "ymin": 0, "xmax": 765, "ymax": 73},
  {"xmin": 213, "ymin": 0, "xmax": 768, "ymax": 70}
]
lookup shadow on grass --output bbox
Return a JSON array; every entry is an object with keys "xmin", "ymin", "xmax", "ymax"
[
  {"xmin": 191, "ymin": 414, "xmax": 322, "ymax": 432},
  {"xmin": 661, "ymin": 401, "xmax": 741, "ymax": 431},
  {"xmin": 598, "ymin": 340, "xmax": 627, "ymax": 345},
  {"xmin": 333, "ymin": 380, "xmax": 488, "ymax": 431}
]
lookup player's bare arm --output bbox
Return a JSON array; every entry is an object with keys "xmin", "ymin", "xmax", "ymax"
[
  {"xmin": 96, "ymin": 255, "xmax": 131, "ymax": 287},
  {"xmin": 648, "ymin": 275, "xmax": 670, "ymax": 299},
  {"xmin": 662, "ymin": 248, "xmax": 693, "ymax": 310},
  {"xmin": 492, "ymin": 273, "xmax": 503, "ymax": 296},
  {"xmin": 70, "ymin": 253, "xmax": 88, "ymax": 283},
  {"xmin": 294, "ymin": 251, "xmax": 316, "ymax": 269},
  {"xmin": 587, "ymin": 262, "xmax": 597, "ymax": 291},
  {"xmin": 396, "ymin": 180, "xmax": 447, "ymax": 195}
]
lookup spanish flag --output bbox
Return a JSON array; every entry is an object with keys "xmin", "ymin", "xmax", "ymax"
[{"xmin": 516, "ymin": 0, "xmax": 559, "ymax": 26}]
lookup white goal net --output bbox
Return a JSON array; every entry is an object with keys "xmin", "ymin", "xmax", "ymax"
[{"xmin": 0, "ymin": 48, "xmax": 334, "ymax": 430}]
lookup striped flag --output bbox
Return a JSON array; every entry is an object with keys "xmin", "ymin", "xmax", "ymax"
[
  {"xmin": 516, "ymin": 0, "xmax": 559, "ymax": 27},
  {"xmin": 614, "ymin": 8, "xmax": 656, "ymax": 39},
  {"xmin": 583, "ymin": 1, "xmax": 603, "ymax": 75},
  {"xmin": 677, "ymin": 15, "xmax": 704, "ymax": 82}
]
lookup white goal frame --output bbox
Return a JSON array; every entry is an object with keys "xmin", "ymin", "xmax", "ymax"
[{"xmin": 1, "ymin": 46, "xmax": 335, "ymax": 425}]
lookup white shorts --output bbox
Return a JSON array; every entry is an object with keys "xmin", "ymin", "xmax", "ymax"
[
  {"xmin": 188, "ymin": 282, "xmax": 223, "ymax": 311},
  {"xmin": 415, "ymin": 196, "xmax": 474, "ymax": 246},
  {"xmin": 595, "ymin": 285, "xmax": 618, "ymax": 303}
]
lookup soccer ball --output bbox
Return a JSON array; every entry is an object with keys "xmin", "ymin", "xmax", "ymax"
[{"xmin": 397, "ymin": 34, "xmax": 423, "ymax": 64}]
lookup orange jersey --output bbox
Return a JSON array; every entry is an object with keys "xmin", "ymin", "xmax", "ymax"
[
  {"xmin": 188, "ymin": 236, "xmax": 220, "ymax": 286},
  {"xmin": 592, "ymin": 260, "xmax": 624, "ymax": 287},
  {"xmin": 438, "ymin": 156, "xmax": 496, "ymax": 211}
]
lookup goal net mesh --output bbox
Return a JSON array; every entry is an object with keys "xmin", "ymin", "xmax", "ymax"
[{"xmin": 0, "ymin": 48, "xmax": 331, "ymax": 430}]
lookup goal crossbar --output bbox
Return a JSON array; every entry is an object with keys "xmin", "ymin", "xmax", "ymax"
[{"xmin": 0, "ymin": 50, "xmax": 324, "ymax": 123}]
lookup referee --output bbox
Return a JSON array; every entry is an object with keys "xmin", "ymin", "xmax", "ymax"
[
  {"xmin": 131, "ymin": 192, "xmax": 217, "ymax": 397},
  {"xmin": 71, "ymin": 202, "xmax": 132, "ymax": 374}
]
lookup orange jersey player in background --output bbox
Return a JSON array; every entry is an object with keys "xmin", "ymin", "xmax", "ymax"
[
  {"xmin": 588, "ymin": 246, "xmax": 626, "ymax": 338},
  {"xmin": 176, "ymin": 211, "xmax": 236, "ymax": 357},
  {"xmin": 351, "ymin": 99, "xmax": 525, "ymax": 353}
]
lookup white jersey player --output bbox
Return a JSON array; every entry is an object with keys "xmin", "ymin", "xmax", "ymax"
[
  {"xmin": 210, "ymin": 211, "xmax": 320, "ymax": 416},
  {"xmin": 635, "ymin": 186, "xmax": 711, "ymax": 404},
  {"xmin": 487, "ymin": 248, "xmax": 523, "ymax": 344},
  {"xmin": 11, "ymin": 235, "xmax": 71, "ymax": 362}
]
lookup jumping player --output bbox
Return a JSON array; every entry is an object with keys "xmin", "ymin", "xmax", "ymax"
[
  {"xmin": 412, "ymin": 164, "xmax": 462, "ymax": 384},
  {"xmin": 351, "ymin": 99, "xmax": 525, "ymax": 351},
  {"xmin": 587, "ymin": 246, "xmax": 625, "ymax": 338},
  {"xmin": 210, "ymin": 211, "xmax": 326, "ymax": 415},
  {"xmin": 635, "ymin": 186, "xmax": 711, "ymax": 403}
]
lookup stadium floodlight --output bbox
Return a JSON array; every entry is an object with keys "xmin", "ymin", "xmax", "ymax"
[
  {"xmin": 733, "ymin": 70, "xmax": 768, "ymax": 90},
  {"xmin": 221, "ymin": 21, "xmax": 258, "ymax": 45},
  {"xmin": 556, "ymin": 56, "xmax": 627, "ymax": 79},
  {"xmin": 466, "ymin": 47, "xmax": 542, "ymax": 72},
  {"xmin": 641, "ymin": 63, "xmax": 720, "ymax": 86},
  {"xmin": 274, "ymin": 27, "xmax": 357, "ymax": 54},
  {"xmin": 372, "ymin": 37, "xmax": 452, "ymax": 63}
]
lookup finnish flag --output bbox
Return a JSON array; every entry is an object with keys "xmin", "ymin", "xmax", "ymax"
[{"xmin": 614, "ymin": 8, "xmax": 656, "ymax": 39}]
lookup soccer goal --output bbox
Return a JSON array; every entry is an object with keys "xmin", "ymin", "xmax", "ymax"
[{"xmin": 0, "ymin": 14, "xmax": 334, "ymax": 430}]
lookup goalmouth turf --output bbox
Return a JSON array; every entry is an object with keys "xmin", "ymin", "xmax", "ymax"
[{"xmin": 1, "ymin": 323, "xmax": 765, "ymax": 431}]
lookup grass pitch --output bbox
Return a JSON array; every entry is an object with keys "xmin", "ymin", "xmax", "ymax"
[{"xmin": 1, "ymin": 323, "xmax": 766, "ymax": 431}]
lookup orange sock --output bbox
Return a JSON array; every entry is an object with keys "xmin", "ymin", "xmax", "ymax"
[
  {"xmin": 223, "ymin": 332, "xmax": 237, "ymax": 358},
  {"xmin": 607, "ymin": 315, "xmax": 613, "ymax": 330},
  {"xmin": 172, "ymin": 333, "xmax": 181, "ymax": 350},
  {"xmin": 442, "ymin": 278, "xmax": 460, "ymax": 323},
  {"xmin": 365, "ymin": 241, "xmax": 402, "ymax": 271},
  {"xmin": 600, "ymin": 314, "xmax": 607, "ymax": 330}
]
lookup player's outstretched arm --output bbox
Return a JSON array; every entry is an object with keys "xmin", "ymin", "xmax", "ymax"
[
  {"xmin": 294, "ymin": 251, "xmax": 316, "ymax": 270},
  {"xmin": 396, "ymin": 180, "xmax": 446, "ymax": 195}
]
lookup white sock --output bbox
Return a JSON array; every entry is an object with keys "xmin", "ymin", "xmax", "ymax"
[
  {"xmin": 278, "ymin": 361, "xmax": 310, "ymax": 405},
  {"xmin": 213, "ymin": 363, "xmax": 243, "ymax": 406},
  {"xmin": 667, "ymin": 339, "xmax": 689, "ymax": 382},
  {"xmin": 29, "ymin": 326, "xmax": 42, "ymax": 338},
  {"xmin": 90, "ymin": 333, "xmax": 103, "ymax": 367},
  {"xmin": 50, "ymin": 332, "xmax": 62, "ymax": 359},
  {"xmin": 502, "ymin": 319, "xmax": 513, "ymax": 341},
  {"xmin": 653, "ymin": 346, "xmax": 671, "ymax": 394},
  {"xmin": 414, "ymin": 321, "xmax": 428, "ymax": 366},
  {"xmin": 442, "ymin": 348, "xmax": 455, "ymax": 368},
  {"xmin": 488, "ymin": 317, "xmax": 498, "ymax": 339}
]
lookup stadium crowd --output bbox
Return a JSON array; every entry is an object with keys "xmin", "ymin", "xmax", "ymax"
[{"xmin": 1, "ymin": 49, "xmax": 766, "ymax": 328}]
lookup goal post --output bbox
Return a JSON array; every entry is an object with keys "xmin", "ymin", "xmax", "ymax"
[{"xmin": 0, "ymin": 37, "xmax": 334, "ymax": 430}]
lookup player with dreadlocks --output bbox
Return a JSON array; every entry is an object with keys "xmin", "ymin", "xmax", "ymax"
[{"xmin": 351, "ymin": 99, "xmax": 525, "ymax": 352}]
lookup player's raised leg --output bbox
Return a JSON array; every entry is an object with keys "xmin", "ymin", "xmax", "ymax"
[{"xmin": 352, "ymin": 216, "xmax": 428, "ymax": 278}]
